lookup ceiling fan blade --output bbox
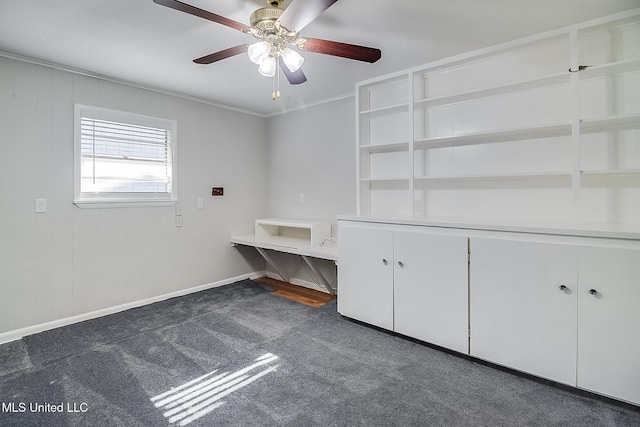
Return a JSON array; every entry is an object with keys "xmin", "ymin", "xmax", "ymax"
[
  {"xmin": 279, "ymin": 57, "xmax": 307, "ymax": 85},
  {"xmin": 299, "ymin": 38, "xmax": 381, "ymax": 63},
  {"xmin": 277, "ymin": 0, "xmax": 338, "ymax": 33},
  {"xmin": 194, "ymin": 45, "xmax": 249, "ymax": 64},
  {"xmin": 153, "ymin": 0, "xmax": 250, "ymax": 33}
]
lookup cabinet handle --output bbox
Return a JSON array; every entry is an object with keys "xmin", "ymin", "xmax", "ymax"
[
  {"xmin": 559, "ymin": 284, "xmax": 568, "ymax": 291},
  {"xmin": 589, "ymin": 289, "xmax": 598, "ymax": 296},
  {"xmin": 397, "ymin": 261, "xmax": 404, "ymax": 268},
  {"xmin": 382, "ymin": 259, "xmax": 388, "ymax": 265}
]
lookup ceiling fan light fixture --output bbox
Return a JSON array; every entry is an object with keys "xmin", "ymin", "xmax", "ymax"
[
  {"xmin": 248, "ymin": 41, "xmax": 271, "ymax": 65},
  {"xmin": 154, "ymin": 0, "xmax": 381, "ymax": 99},
  {"xmin": 281, "ymin": 47, "xmax": 304, "ymax": 72},
  {"xmin": 258, "ymin": 55, "xmax": 276, "ymax": 77}
]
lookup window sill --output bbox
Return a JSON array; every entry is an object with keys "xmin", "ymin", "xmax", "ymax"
[{"xmin": 74, "ymin": 199, "xmax": 177, "ymax": 209}]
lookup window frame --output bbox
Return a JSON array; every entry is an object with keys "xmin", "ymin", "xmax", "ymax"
[{"xmin": 73, "ymin": 104, "xmax": 178, "ymax": 208}]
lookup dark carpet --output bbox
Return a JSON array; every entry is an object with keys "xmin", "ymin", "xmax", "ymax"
[{"xmin": 0, "ymin": 279, "xmax": 638, "ymax": 426}]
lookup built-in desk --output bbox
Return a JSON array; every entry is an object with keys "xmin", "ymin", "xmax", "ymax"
[{"xmin": 231, "ymin": 218, "xmax": 338, "ymax": 294}]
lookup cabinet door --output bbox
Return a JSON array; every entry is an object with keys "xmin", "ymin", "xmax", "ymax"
[
  {"xmin": 337, "ymin": 222, "xmax": 394, "ymax": 330},
  {"xmin": 577, "ymin": 246, "xmax": 640, "ymax": 405},
  {"xmin": 469, "ymin": 238, "xmax": 578, "ymax": 385},
  {"xmin": 394, "ymin": 231, "xmax": 469, "ymax": 353}
]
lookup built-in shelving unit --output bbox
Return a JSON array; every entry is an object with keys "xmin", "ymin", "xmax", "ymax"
[
  {"xmin": 576, "ymin": 12, "xmax": 640, "ymax": 225},
  {"xmin": 355, "ymin": 9, "xmax": 640, "ymax": 227}
]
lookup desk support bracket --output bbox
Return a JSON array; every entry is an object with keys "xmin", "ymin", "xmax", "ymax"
[
  {"xmin": 301, "ymin": 255, "xmax": 336, "ymax": 295},
  {"xmin": 252, "ymin": 247, "xmax": 335, "ymax": 295},
  {"xmin": 255, "ymin": 247, "xmax": 289, "ymax": 283},
  {"xmin": 231, "ymin": 236, "xmax": 337, "ymax": 296}
]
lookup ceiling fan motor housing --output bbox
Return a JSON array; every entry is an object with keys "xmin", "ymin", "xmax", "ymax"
[
  {"xmin": 250, "ymin": 7, "xmax": 283, "ymax": 32},
  {"xmin": 249, "ymin": 4, "xmax": 299, "ymax": 51}
]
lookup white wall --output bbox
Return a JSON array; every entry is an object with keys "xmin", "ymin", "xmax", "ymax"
[
  {"xmin": 0, "ymin": 56, "xmax": 267, "ymax": 339},
  {"xmin": 264, "ymin": 97, "xmax": 356, "ymax": 290}
]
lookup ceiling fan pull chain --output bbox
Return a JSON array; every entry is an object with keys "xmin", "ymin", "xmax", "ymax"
[
  {"xmin": 272, "ymin": 57, "xmax": 281, "ymax": 100},
  {"xmin": 272, "ymin": 61, "xmax": 276, "ymax": 100},
  {"xmin": 276, "ymin": 59, "xmax": 281, "ymax": 99}
]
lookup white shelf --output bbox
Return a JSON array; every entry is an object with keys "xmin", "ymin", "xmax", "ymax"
[
  {"xmin": 578, "ymin": 58, "xmax": 640, "ymax": 80},
  {"xmin": 359, "ymin": 141, "xmax": 410, "ymax": 153},
  {"xmin": 414, "ymin": 72, "xmax": 570, "ymax": 108},
  {"xmin": 360, "ymin": 177, "xmax": 410, "ymax": 184},
  {"xmin": 581, "ymin": 168, "xmax": 640, "ymax": 177},
  {"xmin": 231, "ymin": 234, "xmax": 337, "ymax": 261},
  {"xmin": 414, "ymin": 123, "xmax": 572, "ymax": 149},
  {"xmin": 359, "ymin": 103, "xmax": 409, "ymax": 118},
  {"xmin": 415, "ymin": 171, "xmax": 572, "ymax": 182},
  {"xmin": 580, "ymin": 113, "xmax": 640, "ymax": 133}
]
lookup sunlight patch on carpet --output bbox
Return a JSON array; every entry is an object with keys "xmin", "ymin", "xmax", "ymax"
[{"xmin": 151, "ymin": 353, "xmax": 280, "ymax": 426}]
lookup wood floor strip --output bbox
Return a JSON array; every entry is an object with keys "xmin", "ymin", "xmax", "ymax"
[{"xmin": 254, "ymin": 277, "xmax": 336, "ymax": 307}]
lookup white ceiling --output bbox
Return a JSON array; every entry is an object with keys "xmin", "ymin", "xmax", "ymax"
[{"xmin": 1, "ymin": 0, "xmax": 639, "ymax": 116}]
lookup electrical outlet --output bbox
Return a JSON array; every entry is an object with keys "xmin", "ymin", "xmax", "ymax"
[
  {"xmin": 35, "ymin": 199, "xmax": 47, "ymax": 213},
  {"xmin": 175, "ymin": 215, "xmax": 183, "ymax": 227},
  {"xmin": 299, "ymin": 193, "xmax": 305, "ymax": 203},
  {"xmin": 197, "ymin": 198, "xmax": 204, "ymax": 209}
]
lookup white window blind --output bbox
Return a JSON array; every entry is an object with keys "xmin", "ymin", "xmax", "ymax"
[{"xmin": 74, "ymin": 105, "xmax": 177, "ymax": 206}]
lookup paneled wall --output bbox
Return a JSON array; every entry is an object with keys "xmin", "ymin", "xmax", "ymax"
[
  {"xmin": 0, "ymin": 56, "xmax": 267, "ymax": 338},
  {"xmin": 264, "ymin": 97, "xmax": 356, "ymax": 290}
]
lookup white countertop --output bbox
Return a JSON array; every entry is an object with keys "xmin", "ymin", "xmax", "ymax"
[
  {"xmin": 337, "ymin": 215, "xmax": 640, "ymax": 241},
  {"xmin": 230, "ymin": 234, "xmax": 338, "ymax": 261}
]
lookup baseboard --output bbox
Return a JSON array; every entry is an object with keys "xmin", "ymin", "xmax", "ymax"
[
  {"xmin": 264, "ymin": 272, "xmax": 331, "ymax": 294},
  {"xmin": 0, "ymin": 270, "xmax": 266, "ymax": 345}
]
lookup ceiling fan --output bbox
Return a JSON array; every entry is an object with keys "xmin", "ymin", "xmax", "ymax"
[{"xmin": 153, "ymin": 0, "xmax": 382, "ymax": 99}]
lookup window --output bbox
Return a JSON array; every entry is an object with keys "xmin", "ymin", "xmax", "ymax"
[{"xmin": 74, "ymin": 105, "xmax": 177, "ymax": 207}]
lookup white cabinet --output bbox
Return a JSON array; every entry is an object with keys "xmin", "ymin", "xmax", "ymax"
[
  {"xmin": 338, "ymin": 217, "xmax": 640, "ymax": 405},
  {"xmin": 577, "ymin": 246, "xmax": 640, "ymax": 405},
  {"xmin": 337, "ymin": 221, "xmax": 469, "ymax": 354},
  {"xmin": 469, "ymin": 238, "xmax": 578, "ymax": 385},
  {"xmin": 393, "ymin": 231, "xmax": 468, "ymax": 353},
  {"xmin": 337, "ymin": 222, "xmax": 394, "ymax": 330},
  {"xmin": 470, "ymin": 236, "xmax": 640, "ymax": 404}
]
